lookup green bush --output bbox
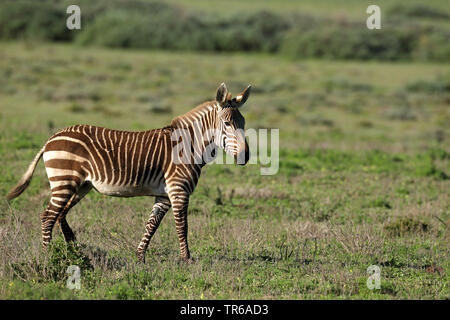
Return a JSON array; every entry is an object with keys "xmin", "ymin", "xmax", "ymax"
[
  {"xmin": 0, "ymin": 0, "xmax": 72, "ymax": 41},
  {"xmin": 280, "ymin": 25, "xmax": 424, "ymax": 61},
  {"xmin": 76, "ymin": 9, "xmax": 290, "ymax": 53},
  {"xmin": 0, "ymin": 0, "xmax": 448, "ymax": 62},
  {"xmin": 212, "ymin": 11, "xmax": 291, "ymax": 53},
  {"xmin": 389, "ymin": 4, "xmax": 450, "ymax": 20},
  {"xmin": 45, "ymin": 238, "xmax": 92, "ymax": 282},
  {"xmin": 405, "ymin": 78, "xmax": 450, "ymax": 94},
  {"xmin": 412, "ymin": 31, "xmax": 450, "ymax": 62},
  {"xmin": 76, "ymin": 7, "xmax": 212, "ymax": 50}
]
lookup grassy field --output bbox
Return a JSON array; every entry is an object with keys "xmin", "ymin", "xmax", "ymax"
[{"xmin": 0, "ymin": 41, "xmax": 449, "ymax": 299}]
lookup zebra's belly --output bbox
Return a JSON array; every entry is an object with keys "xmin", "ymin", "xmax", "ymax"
[{"xmin": 90, "ymin": 180, "xmax": 167, "ymax": 197}]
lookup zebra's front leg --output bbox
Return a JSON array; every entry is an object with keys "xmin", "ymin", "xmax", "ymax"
[
  {"xmin": 137, "ymin": 196, "xmax": 171, "ymax": 263},
  {"xmin": 168, "ymin": 187, "xmax": 192, "ymax": 262}
]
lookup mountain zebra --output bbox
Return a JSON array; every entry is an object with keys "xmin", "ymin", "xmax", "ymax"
[{"xmin": 6, "ymin": 83, "xmax": 251, "ymax": 262}]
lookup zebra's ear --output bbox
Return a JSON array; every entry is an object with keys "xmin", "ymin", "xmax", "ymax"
[
  {"xmin": 216, "ymin": 83, "xmax": 230, "ymax": 107},
  {"xmin": 234, "ymin": 85, "xmax": 251, "ymax": 107}
]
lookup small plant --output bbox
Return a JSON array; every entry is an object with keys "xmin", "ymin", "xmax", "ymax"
[
  {"xmin": 368, "ymin": 198, "xmax": 392, "ymax": 209},
  {"xmin": 405, "ymin": 79, "xmax": 449, "ymax": 94},
  {"xmin": 384, "ymin": 105, "xmax": 417, "ymax": 121},
  {"xmin": 148, "ymin": 104, "xmax": 172, "ymax": 114},
  {"xmin": 67, "ymin": 103, "xmax": 86, "ymax": 114},
  {"xmin": 384, "ymin": 217, "xmax": 429, "ymax": 237},
  {"xmin": 44, "ymin": 237, "xmax": 92, "ymax": 282},
  {"xmin": 414, "ymin": 158, "xmax": 449, "ymax": 180}
]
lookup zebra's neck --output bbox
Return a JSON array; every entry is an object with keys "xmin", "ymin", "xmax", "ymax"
[
  {"xmin": 170, "ymin": 101, "xmax": 219, "ymax": 166},
  {"xmin": 171, "ymin": 101, "xmax": 217, "ymax": 129}
]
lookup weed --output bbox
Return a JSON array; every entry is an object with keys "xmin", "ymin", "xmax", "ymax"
[
  {"xmin": 44, "ymin": 238, "xmax": 93, "ymax": 282},
  {"xmin": 385, "ymin": 218, "xmax": 429, "ymax": 237}
]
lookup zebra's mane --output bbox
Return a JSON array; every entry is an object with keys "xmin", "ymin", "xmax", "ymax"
[{"xmin": 170, "ymin": 101, "xmax": 216, "ymax": 129}]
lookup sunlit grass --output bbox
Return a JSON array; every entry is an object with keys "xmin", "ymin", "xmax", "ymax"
[{"xmin": 0, "ymin": 42, "xmax": 448, "ymax": 299}]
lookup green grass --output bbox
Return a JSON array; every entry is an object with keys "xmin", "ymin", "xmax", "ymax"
[{"xmin": 0, "ymin": 42, "xmax": 448, "ymax": 299}]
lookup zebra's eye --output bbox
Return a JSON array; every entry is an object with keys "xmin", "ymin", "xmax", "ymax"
[{"xmin": 224, "ymin": 121, "xmax": 231, "ymax": 126}]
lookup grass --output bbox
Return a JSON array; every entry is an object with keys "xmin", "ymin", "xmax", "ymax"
[{"xmin": 0, "ymin": 42, "xmax": 448, "ymax": 299}]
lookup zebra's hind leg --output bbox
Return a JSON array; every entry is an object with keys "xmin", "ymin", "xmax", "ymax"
[
  {"xmin": 41, "ymin": 187, "xmax": 77, "ymax": 249},
  {"xmin": 57, "ymin": 182, "xmax": 92, "ymax": 243},
  {"xmin": 137, "ymin": 196, "xmax": 171, "ymax": 263}
]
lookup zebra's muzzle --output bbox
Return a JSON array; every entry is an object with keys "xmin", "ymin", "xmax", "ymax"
[{"xmin": 235, "ymin": 145, "xmax": 250, "ymax": 166}]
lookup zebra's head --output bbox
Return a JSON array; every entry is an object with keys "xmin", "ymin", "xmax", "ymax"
[{"xmin": 214, "ymin": 83, "xmax": 251, "ymax": 165}]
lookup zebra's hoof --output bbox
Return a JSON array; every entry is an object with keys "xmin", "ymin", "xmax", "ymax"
[
  {"xmin": 181, "ymin": 256, "xmax": 195, "ymax": 264},
  {"xmin": 66, "ymin": 235, "xmax": 77, "ymax": 242},
  {"xmin": 137, "ymin": 253, "xmax": 146, "ymax": 264}
]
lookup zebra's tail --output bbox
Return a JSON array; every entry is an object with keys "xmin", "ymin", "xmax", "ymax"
[{"xmin": 6, "ymin": 145, "xmax": 46, "ymax": 201}]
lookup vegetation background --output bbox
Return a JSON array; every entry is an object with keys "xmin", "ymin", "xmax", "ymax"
[{"xmin": 0, "ymin": 0, "xmax": 448, "ymax": 299}]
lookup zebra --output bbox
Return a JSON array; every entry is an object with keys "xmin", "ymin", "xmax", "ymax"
[{"xmin": 6, "ymin": 83, "xmax": 251, "ymax": 263}]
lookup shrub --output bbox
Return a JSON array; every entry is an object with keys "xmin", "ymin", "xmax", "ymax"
[
  {"xmin": 76, "ymin": 7, "xmax": 212, "ymax": 50},
  {"xmin": 213, "ymin": 11, "xmax": 291, "ymax": 53},
  {"xmin": 0, "ymin": 0, "xmax": 72, "ymax": 41},
  {"xmin": 384, "ymin": 217, "xmax": 429, "ymax": 237},
  {"xmin": 412, "ymin": 31, "xmax": 450, "ymax": 62},
  {"xmin": 0, "ymin": 0, "xmax": 448, "ymax": 62},
  {"xmin": 405, "ymin": 79, "xmax": 450, "ymax": 95},
  {"xmin": 384, "ymin": 105, "xmax": 417, "ymax": 121},
  {"xmin": 45, "ymin": 238, "xmax": 92, "ymax": 282},
  {"xmin": 389, "ymin": 4, "xmax": 450, "ymax": 20},
  {"xmin": 280, "ymin": 25, "xmax": 422, "ymax": 61}
]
